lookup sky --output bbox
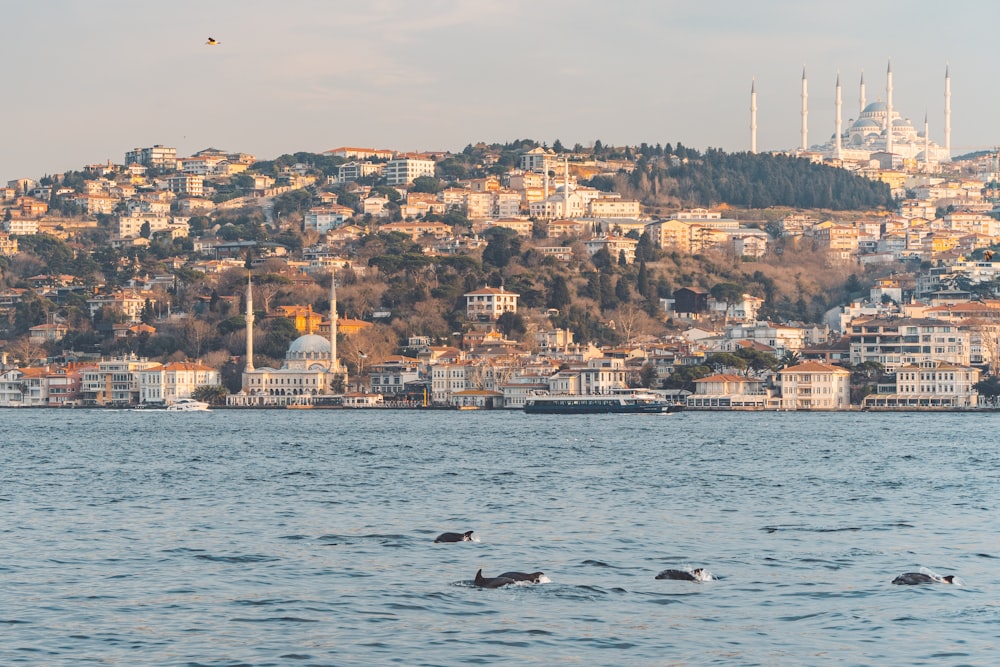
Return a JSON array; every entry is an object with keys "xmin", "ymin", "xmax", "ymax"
[{"xmin": 3, "ymin": 0, "xmax": 999, "ymax": 182}]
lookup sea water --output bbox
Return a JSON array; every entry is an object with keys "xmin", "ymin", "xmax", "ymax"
[{"xmin": 1, "ymin": 409, "xmax": 998, "ymax": 666}]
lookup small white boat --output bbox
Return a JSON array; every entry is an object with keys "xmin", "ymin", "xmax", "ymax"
[{"xmin": 165, "ymin": 398, "xmax": 210, "ymax": 412}]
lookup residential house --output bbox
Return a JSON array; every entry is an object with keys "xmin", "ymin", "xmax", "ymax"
[
  {"xmin": 137, "ymin": 361, "xmax": 221, "ymax": 404},
  {"xmin": 464, "ymin": 286, "xmax": 519, "ymax": 321},
  {"xmin": 862, "ymin": 360, "xmax": 979, "ymax": 409},
  {"xmin": 778, "ymin": 361, "xmax": 851, "ymax": 410},
  {"xmin": 367, "ymin": 356, "xmax": 422, "ymax": 396},
  {"xmin": 687, "ymin": 373, "xmax": 769, "ymax": 409}
]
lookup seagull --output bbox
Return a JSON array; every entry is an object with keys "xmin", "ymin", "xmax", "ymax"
[{"xmin": 206, "ymin": 37, "xmax": 220, "ymax": 46}]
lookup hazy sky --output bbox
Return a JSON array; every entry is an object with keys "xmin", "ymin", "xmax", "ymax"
[{"xmin": 3, "ymin": 0, "xmax": 998, "ymax": 182}]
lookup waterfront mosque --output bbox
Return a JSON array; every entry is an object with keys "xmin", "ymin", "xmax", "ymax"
[
  {"xmin": 751, "ymin": 61, "xmax": 952, "ymax": 166},
  {"xmin": 227, "ymin": 272, "xmax": 348, "ymax": 406}
]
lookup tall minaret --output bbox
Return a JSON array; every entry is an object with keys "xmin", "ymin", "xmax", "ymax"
[
  {"xmin": 801, "ymin": 66, "xmax": 808, "ymax": 151},
  {"xmin": 944, "ymin": 64, "xmax": 952, "ymax": 159},
  {"xmin": 924, "ymin": 112, "xmax": 931, "ymax": 168},
  {"xmin": 859, "ymin": 70, "xmax": 866, "ymax": 116},
  {"xmin": 750, "ymin": 78, "xmax": 758, "ymax": 154},
  {"xmin": 885, "ymin": 60, "xmax": 894, "ymax": 154},
  {"xmin": 329, "ymin": 271, "xmax": 339, "ymax": 372},
  {"xmin": 835, "ymin": 72, "xmax": 843, "ymax": 158},
  {"xmin": 244, "ymin": 272, "xmax": 254, "ymax": 372}
]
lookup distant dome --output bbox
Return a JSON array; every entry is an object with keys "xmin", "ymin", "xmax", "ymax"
[
  {"xmin": 287, "ymin": 334, "xmax": 330, "ymax": 357},
  {"xmin": 854, "ymin": 118, "xmax": 880, "ymax": 128},
  {"xmin": 863, "ymin": 101, "xmax": 887, "ymax": 113}
]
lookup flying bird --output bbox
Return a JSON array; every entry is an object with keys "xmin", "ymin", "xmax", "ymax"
[{"xmin": 206, "ymin": 37, "xmax": 220, "ymax": 46}]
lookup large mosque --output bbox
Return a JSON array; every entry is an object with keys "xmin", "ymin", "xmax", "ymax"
[
  {"xmin": 227, "ymin": 272, "xmax": 348, "ymax": 406},
  {"xmin": 751, "ymin": 62, "xmax": 952, "ymax": 166}
]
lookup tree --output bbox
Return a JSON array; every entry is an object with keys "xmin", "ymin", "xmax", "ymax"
[
  {"xmin": 710, "ymin": 282, "xmax": 744, "ymax": 324},
  {"xmin": 664, "ymin": 364, "xmax": 712, "ymax": 392},
  {"xmin": 734, "ymin": 347, "xmax": 778, "ymax": 376},
  {"xmin": 481, "ymin": 227, "xmax": 520, "ymax": 269},
  {"xmin": 496, "ymin": 311, "xmax": 526, "ymax": 338},
  {"xmin": 638, "ymin": 362, "xmax": 659, "ymax": 388},
  {"xmin": 191, "ymin": 385, "xmax": 228, "ymax": 406},
  {"xmin": 704, "ymin": 352, "xmax": 747, "ymax": 374},
  {"xmin": 410, "ymin": 176, "xmax": 443, "ymax": 193},
  {"xmin": 547, "ymin": 275, "xmax": 571, "ymax": 310}
]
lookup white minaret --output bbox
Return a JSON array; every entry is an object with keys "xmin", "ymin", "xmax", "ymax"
[
  {"xmin": 885, "ymin": 60, "xmax": 894, "ymax": 154},
  {"xmin": 329, "ymin": 271, "xmax": 339, "ymax": 372},
  {"xmin": 859, "ymin": 70, "xmax": 866, "ymax": 116},
  {"xmin": 244, "ymin": 272, "xmax": 254, "ymax": 372},
  {"xmin": 944, "ymin": 64, "xmax": 952, "ymax": 160},
  {"xmin": 835, "ymin": 72, "xmax": 843, "ymax": 158},
  {"xmin": 924, "ymin": 112, "xmax": 930, "ymax": 168},
  {"xmin": 750, "ymin": 78, "xmax": 758, "ymax": 154},
  {"xmin": 801, "ymin": 66, "xmax": 808, "ymax": 151}
]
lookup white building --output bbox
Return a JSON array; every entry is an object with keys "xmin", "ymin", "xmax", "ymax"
[
  {"xmin": 383, "ymin": 157, "xmax": 436, "ymax": 186},
  {"xmin": 464, "ymin": 286, "xmax": 519, "ymax": 321},
  {"xmin": 137, "ymin": 362, "xmax": 221, "ymax": 404},
  {"xmin": 862, "ymin": 360, "xmax": 979, "ymax": 409},
  {"xmin": 778, "ymin": 361, "xmax": 851, "ymax": 410}
]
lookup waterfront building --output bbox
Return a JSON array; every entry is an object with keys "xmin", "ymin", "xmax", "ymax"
[
  {"xmin": 687, "ymin": 373, "xmax": 770, "ymax": 410},
  {"xmin": 137, "ymin": 361, "xmax": 221, "ymax": 405},
  {"xmin": 368, "ymin": 356, "xmax": 421, "ymax": 396},
  {"xmin": 228, "ymin": 272, "xmax": 348, "ymax": 407},
  {"xmin": 777, "ymin": 361, "xmax": 851, "ymax": 410},
  {"xmin": 80, "ymin": 355, "xmax": 160, "ymax": 406},
  {"xmin": 862, "ymin": 360, "xmax": 979, "ymax": 409}
]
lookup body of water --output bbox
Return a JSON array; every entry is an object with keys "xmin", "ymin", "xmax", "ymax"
[{"xmin": 1, "ymin": 409, "xmax": 998, "ymax": 666}]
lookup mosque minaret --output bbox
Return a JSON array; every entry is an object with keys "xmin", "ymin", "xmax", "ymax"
[
  {"xmin": 245, "ymin": 272, "xmax": 254, "ymax": 371},
  {"xmin": 885, "ymin": 60, "xmax": 894, "ymax": 154},
  {"xmin": 230, "ymin": 271, "xmax": 347, "ymax": 406},
  {"xmin": 944, "ymin": 65, "xmax": 951, "ymax": 157},
  {"xmin": 749, "ymin": 61, "xmax": 951, "ymax": 166},
  {"xmin": 859, "ymin": 71, "xmax": 866, "ymax": 116},
  {"xmin": 835, "ymin": 72, "xmax": 843, "ymax": 159},
  {"xmin": 329, "ymin": 271, "xmax": 340, "ymax": 373},
  {"xmin": 801, "ymin": 66, "xmax": 808, "ymax": 152}
]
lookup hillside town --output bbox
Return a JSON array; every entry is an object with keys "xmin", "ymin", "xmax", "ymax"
[{"xmin": 2, "ymin": 133, "xmax": 1000, "ymax": 410}]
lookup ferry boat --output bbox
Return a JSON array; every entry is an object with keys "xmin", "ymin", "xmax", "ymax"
[{"xmin": 523, "ymin": 391, "xmax": 683, "ymax": 415}]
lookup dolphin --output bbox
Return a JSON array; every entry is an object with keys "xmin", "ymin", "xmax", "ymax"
[
  {"xmin": 892, "ymin": 572, "xmax": 955, "ymax": 585},
  {"xmin": 497, "ymin": 571, "xmax": 545, "ymax": 583},
  {"xmin": 655, "ymin": 568, "xmax": 710, "ymax": 581},
  {"xmin": 474, "ymin": 569, "xmax": 517, "ymax": 589},
  {"xmin": 434, "ymin": 530, "xmax": 473, "ymax": 543}
]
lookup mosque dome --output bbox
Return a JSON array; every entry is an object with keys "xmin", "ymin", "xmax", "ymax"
[
  {"xmin": 287, "ymin": 334, "xmax": 331, "ymax": 358},
  {"xmin": 862, "ymin": 101, "xmax": 887, "ymax": 114},
  {"xmin": 854, "ymin": 118, "xmax": 880, "ymax": 129}
]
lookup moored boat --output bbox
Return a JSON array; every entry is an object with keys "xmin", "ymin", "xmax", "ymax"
[{"xmin": 523, "ymin": 391, "xmax": 683, "ymax": 415}]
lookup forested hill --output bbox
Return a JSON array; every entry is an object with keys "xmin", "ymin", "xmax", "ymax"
[
  {"xmin": 669, "ymin": 149, "xmax": 893, "ymax": 209},
  {"xmin": 592, "ymin": 148, "xmax": 895, "ymax": 211}
]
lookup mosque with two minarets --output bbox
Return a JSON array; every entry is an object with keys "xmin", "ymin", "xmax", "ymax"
[
  {"xmin": 226, "ymin": 272, "xmax": 348, "ymax": 406},
  {"xmin": 750, "ymin": 61, "xmax": 953, "ymax": 168}
]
